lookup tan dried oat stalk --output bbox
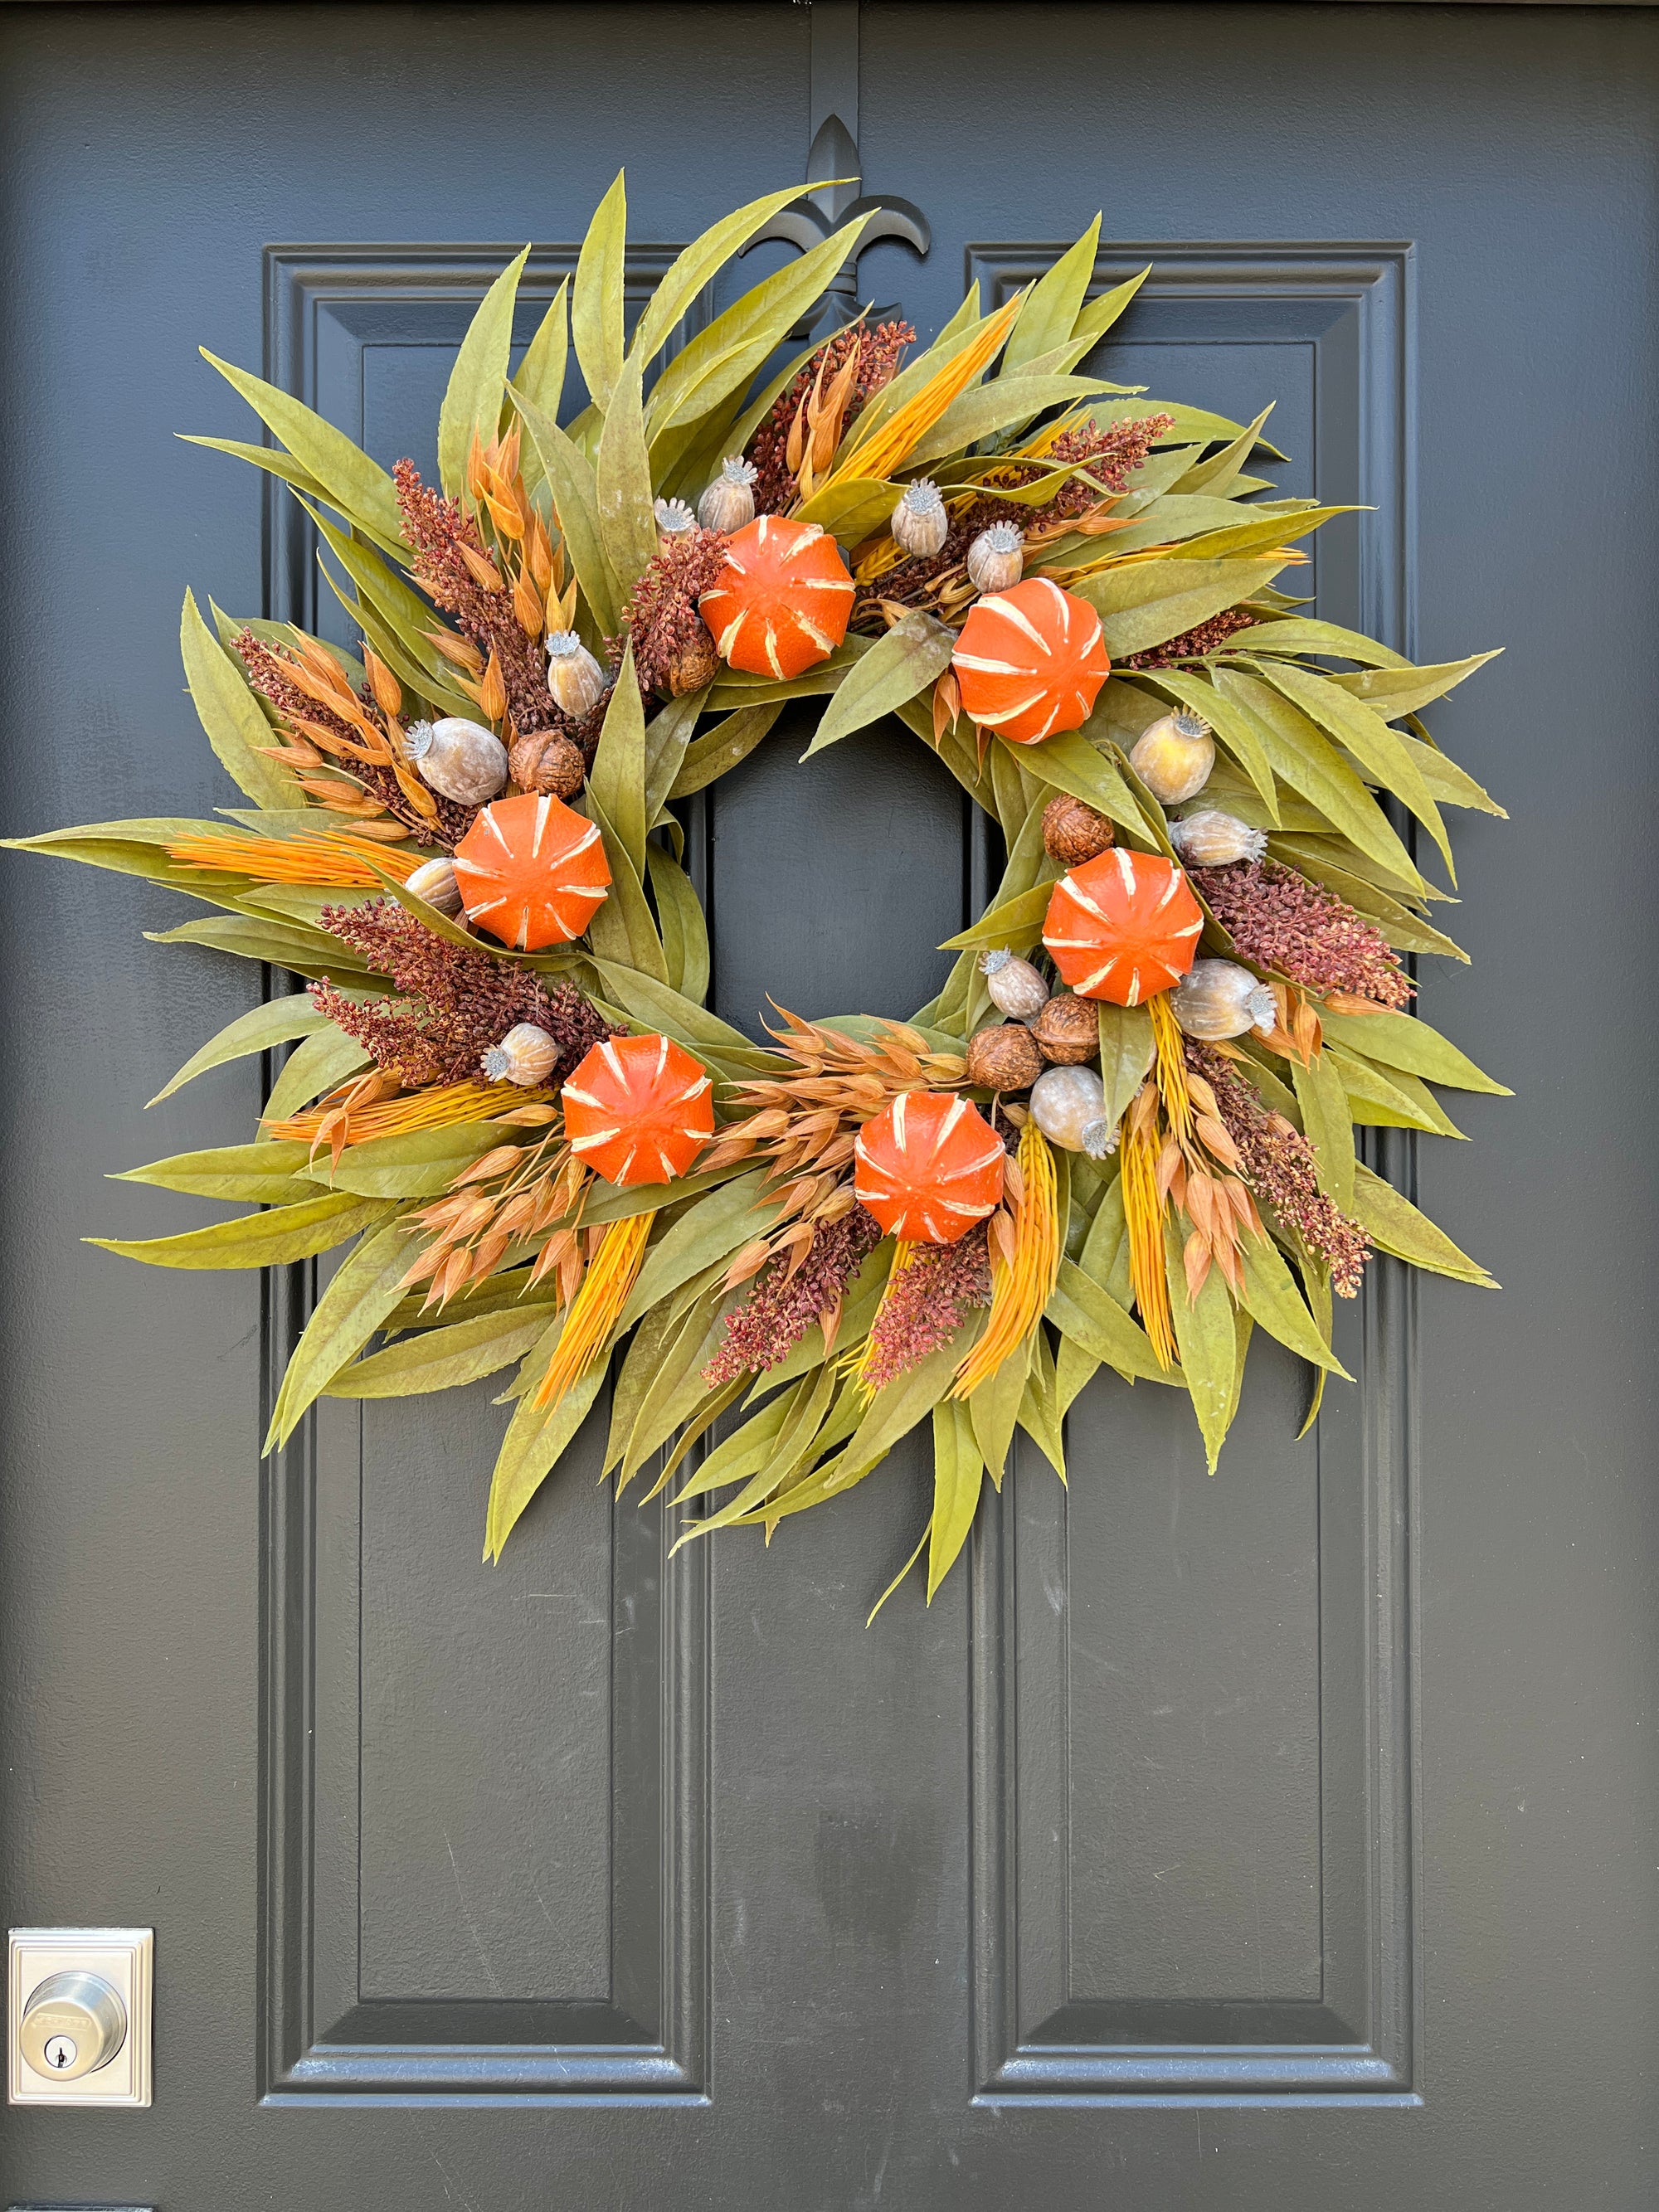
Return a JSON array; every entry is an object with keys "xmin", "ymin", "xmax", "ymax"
[
  {"xmin": 399, "ymin": 1104, "xmax": 596, "ymax": 1311},
  {"xmin": 1143, "ymin": 994, "xmax": 1263, "ymax": 1303},
  {"xmin": 703, "ymin": 1009, "xmax": 967, "ymax": 1286}
]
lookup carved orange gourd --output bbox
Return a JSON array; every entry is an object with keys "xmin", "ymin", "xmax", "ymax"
[
  {"xmin": 853, "ymin": 1091, "xmax": 1005, "ymax": 1245},
  {"xmin": 562, "ymin": 1033, "xmax": 714, "ymax": 1187},
  {"xmin": 453, "ymin": 792, "xmax": 611, "ymax": 951},
  {"xmin": 698, "ymin": 515, "xmax": 855, "ymax": 681},
  {"xmin": 951, "ymin": 576, "xmax": 1110, "ymax": 745},
  {"xmin": 1043, "ymin": 848, "xmax": 1204, "ymax": 1005}
]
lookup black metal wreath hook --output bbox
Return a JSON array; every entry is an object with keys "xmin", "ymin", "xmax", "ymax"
[{"xmin": 741, "ymin": 112, "xmax": 931, "ymax": 333}]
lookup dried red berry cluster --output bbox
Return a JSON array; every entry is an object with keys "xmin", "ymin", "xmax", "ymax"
[
  {"xmin": 1193, "ymin": 859, "xmax": 1413, "ymax": 1009},
  {"xmin": 1120, "ymin": 606, "xmax": 1260, "ymax": 669},
  {"xmin": 620, "ymin": 528, "xmax": 731, "ymax": 696},
  {"xmin": 311, "ymin": 900, "xmax": 611, "ymax": 1088},
  {"xmin": 859, "ymin": 1224, "xmax": 995, "ymax": 1390},
  {"xmin": 1185, "ymin": 1041, "xmax": 1371, "ymax": 1296},
  {"xmin": 703, "ymin": 1207, "xmax": 883, "ymax": 1387}
]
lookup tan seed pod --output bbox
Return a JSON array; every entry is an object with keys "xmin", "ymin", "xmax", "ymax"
[
  {"xmin": 966, "ymin": 520, "xmax": 1024, "ymax": 593},
  {"xmin": 966, "ymin": 1022, "xmax": 1045, "ymax": 1092},
  {"xmin": 1168, "ymin": 808, "xmax": 1267, "ymax": 865},
  {"xmin": 512, "ymin": 569, "xmax": 545, "ymax": 638},
  {"xmin": 458, "ymin": 542, "xmax": 504, "ymax": 593},
  {"xmin": 1128, "ymin": 708, "xmax": 1215, "ymax": 805},
  {"xmin": 1041, "ymin": 792, "xmax": 1115, "ymax": 867},
  {"xmin": 1033, "ymin": 994, "xmax": 1099, "ymax": 1065},
  {"xmin": 980, "ymin": 948, "xmax": 1049, "ymax": 1023},
  {"xmin": 545, "ymin": 630, "xmax": 608, "ymax": 718},
  {"xmin": 405, "ymin": 856, "xmax": 465, "ymax": 916},
  {"xmin": 697, "ymin": 456, "xmax": 758, "ymax": 534},
  {"xmin": 892, "ymin": 479, "xmax": 949, "ymax": 559},
  {"xmin": 478, "ymin": 649, "xmax": 509, "ymax": 723},
  {"xmin": 479, "ymin": 1023, "xmax": 560, "ymax": 1087},
  {"xmin": 1029, "ymin": 1064, "xmax": 1115, "ymax": 1157},
  {"xmin": 1171, "ymin": 957, "xmax": 1277, "ymax": 1041},
  {"xmin": 405, "ymin": 717, "xmax": 509, "ymax": 805},
  {"xmin": 665, "ymin": 620, "xmax": 720, "ymax": 697},
  {"xmin": 509, "ymin": 729, "xmax": 585, "ymax": 799},
  {"xmin": 362, "ymin": 646, "xmax": 402, "ymax": 717}
]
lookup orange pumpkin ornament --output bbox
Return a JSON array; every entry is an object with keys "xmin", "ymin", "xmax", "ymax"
[
  {"xmin": 951, "ymin": 576, "xmax": 1110, "ymax": 745},
  {"xmin": 1043, "ymin": 848, "xmax": 1204, "ymax": 1005},
  {"xmin": 453, "ymin": 792, "xmax": 611, "ymax": 951},
  {"xmin": 698, "ymin": 515, "xmax": 855, "ymax": 681},
  {"xmin": 562, "ymin": 1033, "xmax": 715, "ymax": 1187},
  {"xmin": 853, "ymin": 1091, "xmax": 1006, "ymax": 1246}
]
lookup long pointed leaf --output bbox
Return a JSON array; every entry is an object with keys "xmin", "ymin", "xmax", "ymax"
[
  {"xmin": 1348, "ymin": 1164, "xmax": 1496, "ymax": 1287},
  {"xmin": 261, "ymin": 1025, "xmax": 372, "ymax": 1122},
  {"xmin": 115, "ymin": 1140, "xmax": 314, "ymax": 1203},
  {"xmin": 180, "ymin": 589, "xmax": 297, "ymax": 809},
  {"xmin": 572, "ymin": 171, "xmax": 627, "ymax": 411},
  {"xmin": 438, "ymin": 246, "xmax": 530, "ymax": 496},
  {"xmin": 1048, "ymin": 1258, "xmax": 1171, "ymax": 1385},
  {"xmin": 147, "ymin": 994, "xmax": 331, "ymax": 1106},
  {"xmin": 510, "ymin": 386, "xmax": 620, "ymax": 633},
  {"xmin": 199, "ymin": 348, "xmax": 406, "ymax": 548},
  {"xmin": 1164, "ymin": 1219, "xmax": 1238, "ymax": 1474},
  {"xmin": 483, "ymin": 1328, "xmax": 610, "ymax": 1560},
  {"xmin": 511, "ymin": 278, "xmax": 571, "ymax": 422},
  {"xmin": 327, "ymin": 1300, "xmax": 558, "ymax": 1398},
  {"xmin": 587, "ymin": 644, "xmax": 648, "ymax": 877},
  {"xmin": 1003, "ymin": 220, "xmax": 1102, "ymax": 376},
  {"xmin": 1292, "ymin": 1049, "xmax": 1355, "ymax": 1209},
  {"xmin": 800, "ymin": 614, "xmax": 954, "ymax": 756},
  {"xmin": 595, "ymin": 357, "xmax": 658, "ymax": 593},
  {"xmin": 1255, "ymin": 658, "xmax": 1453, "ymax": 878},
  {"xmin": 631, "ymin": 182, "xmax": 835, "ymax": 370},
  {"xmin": 647, "ymin": 217, "xmax": 875, "ymax": 437},
  {"xmin": 89, "ymin": 1191, "xmax": 390, "ymax": 1271},
  {"xmin": 266, "ymin": 1213, "xmax": 417, "ymax": 1447},
  {"xmin": 1071, "ymin": 557, "xmax": 1285, "ymax": 660},
  {"xmin": 1214, "ymin": 668, "xmax": 1427, "ymax": 895},
  {"xmin": 1236, "ymin": 1232, "xmax": 1350, "ymax": 1374},
  {"xmin": 926, "ymin": 1400, "xmax": 985, "ymax": 1599},
  {"xmin": 1318, "ymin": 1007, "xmax": 1510, "ymax": 1095}
]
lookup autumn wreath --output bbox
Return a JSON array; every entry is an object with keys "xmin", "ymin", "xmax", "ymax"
[{"xmin": 12, "ymin": 180, "xmax": 1505, "ymax": 1605}]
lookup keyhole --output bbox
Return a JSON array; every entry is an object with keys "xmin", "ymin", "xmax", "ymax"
[{"xmin": 44, "ymin": 2032, "xmax": 77, "ymax": 2069}]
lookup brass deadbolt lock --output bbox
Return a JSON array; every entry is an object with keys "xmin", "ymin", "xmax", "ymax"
[{"xmin": 19, "ymin": 1967, "xmax": 128, "ymax": 2080}]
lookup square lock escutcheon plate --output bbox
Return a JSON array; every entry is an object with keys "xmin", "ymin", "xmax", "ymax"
[{"xmin": 7, "ymin": 1928, "xmax": 153, "ymax": 2107}]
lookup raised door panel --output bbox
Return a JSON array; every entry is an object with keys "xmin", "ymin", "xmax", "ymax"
[
  {"xmin": 962, "ymin": 248, "xmax": 1417, "ymax": 2103},
  {"xmin": 260, "ymin": 249, "xmax": 709, "ymax": 2102}
]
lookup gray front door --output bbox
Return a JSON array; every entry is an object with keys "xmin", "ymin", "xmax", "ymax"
[{"xmin": 2, "ymin": 5, "xmax": 1652, "ymax": 2207}]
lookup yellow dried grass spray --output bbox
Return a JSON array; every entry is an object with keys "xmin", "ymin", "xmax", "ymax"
[
  {"xmin": 530, "ymin": 1210, "xmax": 654, "ymax": 1412},
  {"xmin": 951, "ymin": 1121, "xmax": 1058, "ymax": 1398}
]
